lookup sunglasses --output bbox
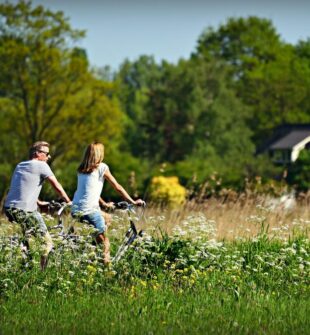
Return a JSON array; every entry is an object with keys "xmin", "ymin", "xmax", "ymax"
[{"xmin": 38, "ymin": 150, "xmax": 51, "ymax": 157}]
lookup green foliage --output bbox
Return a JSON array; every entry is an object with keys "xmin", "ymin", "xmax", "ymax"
[
  {"xmin": 40, "ymin": 161, "xmax": 78, "ymax": 200},
  {"xmin": 0, "ymin": 3, "xmax": 309, "ymax": 200},
  {"xmin": 0, "ymin": 1, "xmax": 125, "ymax": 201},
  {"xmin": 295, "ymin": 39, "xmax": 310, "ymax": 63},
  {"xmin": 194, "ymin": 17, "xmax": 310, "ymax": 146},
  {"xmin": 104, "ymin": 150, "xmax": 149, "ymax": 200},
  {"xmin": 287, "ymin": 150, "xmax": 310, "ymax": 191},
  {"xmin": 0, "ymin": 0, "xmax": 123, "ymax": 156},
  {"xmin": 0, "ymin": 207, "xmax": 309, "ymax": 334},
  {"xmin": 116, "ymin": 56, "xmax": 256, "ymax": 188},
  {"xmin": 0, "ymin": 286, "xmax": 309, "ymax": 334},
  {"xmin": 115, "ymin": 55, "xmax": 162, "ymax": 157},
  {"xmin": 195, "ymin": 16, "xmax": 282, "ymax": 77},
  {"xmin": 243, "ymin": 46, "xmax": 310, "ymax": 143},
  {"xmin": 0, "ymin": 163, "xmax": 13, "ymax": 206}
]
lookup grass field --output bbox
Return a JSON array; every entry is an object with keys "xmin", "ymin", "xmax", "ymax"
[
  {"xmin": 0, "ymin": 197, "xmax": 309, "ymax": 334},
  {"xmin": 1, "ymin": 285, "xmax": 309, "ymax": 334}
]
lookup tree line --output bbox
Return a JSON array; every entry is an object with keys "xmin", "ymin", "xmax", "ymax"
[{"xmin": 0, "ymin": 1, "xmax": 309, "ymax": 203}]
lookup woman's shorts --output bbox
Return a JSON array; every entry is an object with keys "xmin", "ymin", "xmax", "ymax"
[{"xmin": 72, "ymin": 210, "xmax": 106, "ymax": 235}]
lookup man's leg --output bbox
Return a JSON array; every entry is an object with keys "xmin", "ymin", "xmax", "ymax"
[
  {"xmin": 5, "ymin": 208, "xmax": 32, "ymax": 265},
  {"xmin": 40, "ymin": 232, "xmax": 53, "ymax": 270},
  {"xmin": 30, "ymin": 211, "xmax": 53, "ymax": 270}
]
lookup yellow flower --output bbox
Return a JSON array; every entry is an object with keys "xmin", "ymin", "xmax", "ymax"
[
  {"xmin": 149, "ymin": 176, "xmax": 186, "ymax": 207},
  {"xmin": 139, "ymin": 280, "xmax": 147, "ymax": 287},
  {"xmin": 86, "ymin": 265, "xmax": 96, "ymax": 274}
]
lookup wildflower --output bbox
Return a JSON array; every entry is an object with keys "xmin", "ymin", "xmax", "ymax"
[{"xmin": 86, "ymin": 265, "xmax": 96, "ymax": 274}]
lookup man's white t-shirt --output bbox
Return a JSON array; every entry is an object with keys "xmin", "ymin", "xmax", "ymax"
[
  {"xmin": 5, "ymin": 160, "xmax": 54, "ymax": 212},
  {"xmin": 72, "ymin": 163, "xmax": 109, "ymax": 215}
]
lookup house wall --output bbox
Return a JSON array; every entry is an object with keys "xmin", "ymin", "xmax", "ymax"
[{"xmin": 291, "ymin": 136, "xmax": 310, "ymax": 162}]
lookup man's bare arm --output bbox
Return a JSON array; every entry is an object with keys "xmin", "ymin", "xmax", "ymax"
[
  {"xmin": 46, "ymin": 175, "xmax": 71, "ymax": 203},
  {"xmin": 99, "ymin": 197, "xmax": 115, "ymax": 210}
]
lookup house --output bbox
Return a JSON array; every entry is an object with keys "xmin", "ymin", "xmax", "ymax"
[{"xmin": 265, "ymin": 125, "xmax": 310, "ymax": 164}]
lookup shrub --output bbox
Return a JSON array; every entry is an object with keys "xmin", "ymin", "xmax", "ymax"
[
  {"xmin": 287, "ymin": 150, "xmax": 310, "ymax": 191},
  {"xmin": 149, "ymin": 176, "xmax": 186, "ymax": 207}
]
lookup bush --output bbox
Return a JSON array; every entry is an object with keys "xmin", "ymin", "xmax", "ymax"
[
  {"xmin": 149, "ymin": 176, "xmax": 186, "ymax": 207},
  {"xmin": 287, "ymin": 150, "xmax": 310, "ymax": 191}
]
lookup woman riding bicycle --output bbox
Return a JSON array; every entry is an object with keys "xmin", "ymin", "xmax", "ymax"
[{"xmin": 71, "ymin": 142, "xmax": 144, "ymax": 264}]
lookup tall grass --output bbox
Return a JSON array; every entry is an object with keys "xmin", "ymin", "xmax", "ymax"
[
  {"xmin": 145, "ymin": 195, "xmax": 309, "ymax": 239},
  {"xmin": 0, "ymin": 195, "xmax": 309, "ymax": 334}
]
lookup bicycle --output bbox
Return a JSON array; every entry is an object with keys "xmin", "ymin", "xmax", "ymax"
[
  {"xmin": 112, "ymin": 201, "xmax": 145, "ymax": 263},
  {"xmin": 46, "ymin": 201, "xmax": 98, "ymax": 259},
  {"xmin": 44, "ymin": 201, "xmax": 144, "ymax": 263},
  {"xmin": 0, "ymin": 200, "xmax": 145, "ymax": 268},
  {"xmin": 49, "ymin": 200, "xmax": 146, "ymax": 263},
  {"xmin": 50, "ymin": 201, "xmax": 144, "ymax": 263},
  {"xmin": 0, "ymin": 202, "xmax": 80, "ymax": 268}
]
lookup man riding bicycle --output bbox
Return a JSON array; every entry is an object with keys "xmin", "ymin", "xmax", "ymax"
[{"xmin": 4, "ymin": 141, "xmax": 71, "ymax": 270}]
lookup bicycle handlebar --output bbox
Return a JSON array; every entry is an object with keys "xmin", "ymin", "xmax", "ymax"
[
  {"xmin": 115, "ymin": 201, "xmax": 133, "ymax": 210},
  {"xmin": 48, "ymin": 200, "xmax": 145, "ymax": 214},
  {"xmin": 48, "ymin": 201, "xmax": 70, "ymax": 216},
  {"xmin": 47, "ymin": 200, "xmax": 145, "ymax": 235},
  {"xmin": 115, "ymin": 201, "xmax": 146, "ymax": 210}
]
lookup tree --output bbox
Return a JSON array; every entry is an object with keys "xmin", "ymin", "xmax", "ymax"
[
  {"xmin": 195, "ymin": 16, "xmax": 282, "ymax": 80},
  {"xmin": 115, "ymin": 55, "xmax": 162, "ymax": 156},
  {"xmin": 295, "ymin": 39, "xmax": 310, "ymax": 61},
  {"xmin": 139, "ymin": 59, "xmax": 209, "ymax": 162},
  {"xmin": 117, "ymin": 57, "xmax": 209, "ymax": 162},
  {"xmin": 287, "ymin": 150, "xmax": 310, "ymax": 192},
  {"xmin": 194, "ymin": 17, "xmax": 310, "ymax": 146},
  {"xmin": 116, "ymin": 55, "xmax": 255, "ymax": 187},
  {"xmin": 240, "ymin": 45, "xmax": 310, "ymax": 144},
  {"xmin": 0, "ymin": 1, "xmax": 124, "ymax": 200}
]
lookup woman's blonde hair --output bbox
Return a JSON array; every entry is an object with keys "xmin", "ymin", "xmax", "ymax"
[{"xmin": 78, "ymin": 142, "xmax": 104, "ymax": 174}]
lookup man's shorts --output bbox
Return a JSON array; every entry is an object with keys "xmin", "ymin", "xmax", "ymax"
[
  {"xmin": 72, "ymin": 210, "xmax": 106, "ymax": 235},
  {"xmin": 4, "ymin": 207, "xmax": 48, "ymax": 236}
]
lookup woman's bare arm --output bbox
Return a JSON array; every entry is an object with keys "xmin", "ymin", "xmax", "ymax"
[{"xmin": 104, "ymin": 169, "xmax": 144, "ymax": 206}]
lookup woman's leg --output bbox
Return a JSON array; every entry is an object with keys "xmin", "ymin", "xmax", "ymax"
[
  {"xmin": 96, "ymin": 233, "xmax": 110, "ymax": 264},
  {"xmin": 101, "ymin": 211, "xmax": 112, "ymax": 229},
  {"xmin": 81, "ymin": 211, "xmax": 109, "ymax": 264},
  {"xmin": 101, "ymin": 211, "xmax": 111, "ymax": 263}
]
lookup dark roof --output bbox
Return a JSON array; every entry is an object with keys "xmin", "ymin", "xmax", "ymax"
[
  {"xmin": 257, "ymin": 124, "xmax": 310, "ymax": 154},
  {"xmin": 270, "ymin": 130, "xmax": 310, "ymax": 149}
]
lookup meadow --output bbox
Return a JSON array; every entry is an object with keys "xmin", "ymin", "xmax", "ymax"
[{"xmin": 0, "ymin": 195, "xmax": 309, "ymax": 335}]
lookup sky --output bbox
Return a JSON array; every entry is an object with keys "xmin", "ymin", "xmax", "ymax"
[{"xmin": 17, "ymin": 0, "xmax": 310, "ymax": 70}]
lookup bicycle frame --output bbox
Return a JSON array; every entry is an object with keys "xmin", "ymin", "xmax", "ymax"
[
  {"xmin": 48, "ymin": 201, "xmax": 70, "ymax": 236},
  {"xmin": 112, "ymin": 202, "xmax": 144, "ymax": 263},
  {"xmin": 47, "ymin": 202, "xmax": 97, "ymax": 260}
]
